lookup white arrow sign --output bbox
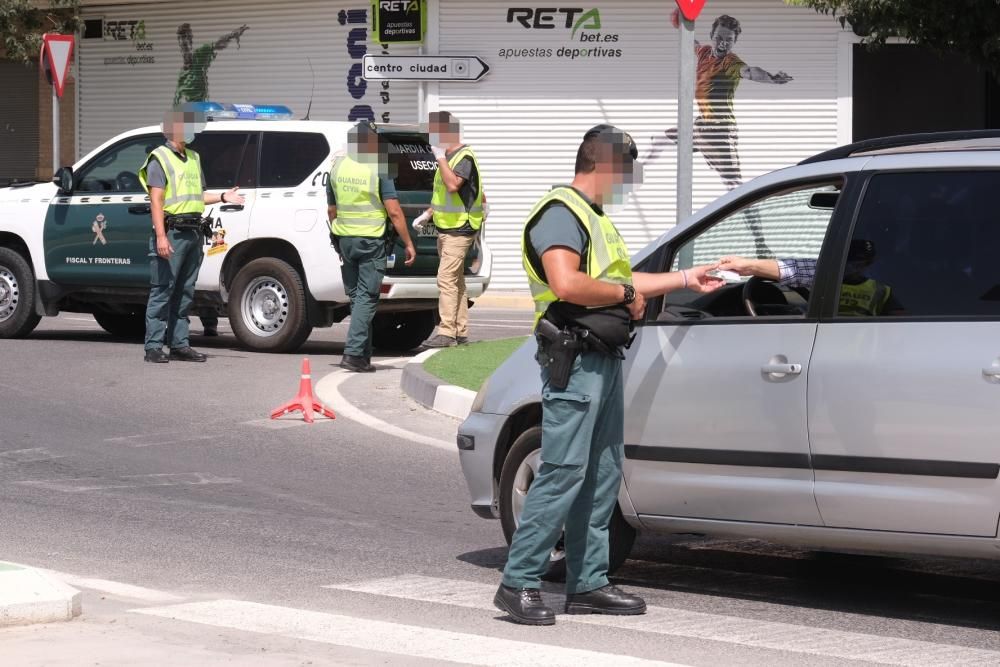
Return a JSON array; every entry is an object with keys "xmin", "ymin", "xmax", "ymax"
[{"xmin": 362, "ymin": 55, "xmax": 490, "ymax": 82}]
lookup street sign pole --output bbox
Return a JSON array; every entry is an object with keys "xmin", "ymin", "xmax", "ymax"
[
  {"xmin": 41, "ymin": 34, "xmax": 74, "ymax": 176},
  {"xmin": 677, "ymin": 15, "xmax": 695, "ymax": 224},
  {"xmin": 52, "ymin": 85, "xmax": 60, "ymax": 174}
]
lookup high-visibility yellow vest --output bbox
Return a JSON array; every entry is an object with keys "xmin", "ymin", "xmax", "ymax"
[
  {"xmin": 330, "ymin": 155, "xmax": 387, "ymax": 238},
  {"xmin": 432, "ymin": 146, "xmax": 484, "ymax": 232},
  {"xmin": 840, "ymin": 279, "xmax": 891, "ymax": 316},
  {"xmin": 138, "ymin": 145, "xmax": 205, "ymax": 216},
  {"xmin": 522, "ymin": 186, "xmax": 633, "ymax": 325}
]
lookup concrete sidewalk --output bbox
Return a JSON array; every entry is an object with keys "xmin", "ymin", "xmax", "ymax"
[{"xmin": 0, "ymin": 562, "xmax": 81, "ymax": 627}]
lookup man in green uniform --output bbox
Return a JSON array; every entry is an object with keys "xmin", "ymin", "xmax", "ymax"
[
  {"xmin": 418, "ymin": 111, "xmax": 485, "ymax": 348},
  {"xmin": 328, "ymin": 121, "xmax": 416, "ymax": 372},
  {"xmin": 173, "ymin": 23, "xmax": 249, "ymax": 107},
  {"xmin": 494, "ymin": 125, "xmax": 723, "ymax": 625},
  {"xmin": 139, "ymin": 109, "xmax": 244, "ymax": 364}
]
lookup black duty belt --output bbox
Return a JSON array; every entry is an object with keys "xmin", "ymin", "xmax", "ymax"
[{"xmin": 164, "ymin": 214, "xmax": 204, "ymax": 230}]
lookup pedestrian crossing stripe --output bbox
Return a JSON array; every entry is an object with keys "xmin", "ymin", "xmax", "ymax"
[
  {"xmin": 325, "ymin": 574, "xmax": 1000, "ymax": 667},
  {"xmin": 133, "ymin": 599, "xmax": 683, "ymax": 667}
]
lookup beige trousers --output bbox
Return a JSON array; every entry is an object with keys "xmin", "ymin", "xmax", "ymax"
[{"xmin": 436, "ymin": 233, "xmax": 476, "ymax": 338}]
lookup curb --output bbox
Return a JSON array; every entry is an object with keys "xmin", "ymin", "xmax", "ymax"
[
  {"xmin": 0, "ymin": 562, "xmax": 82, "ymax": 628},
  {"xmin": 401, "ymin": 349, "xmax": 476, "ymax": 420}
]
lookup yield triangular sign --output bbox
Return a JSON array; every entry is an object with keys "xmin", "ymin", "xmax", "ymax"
[
  {"xmin": 675, "ymin": 0, "xmax": 707, "ymax": 22},
  {"xmin": 42, "ymin": 34, "xmax": 75, "ymax": 99}
]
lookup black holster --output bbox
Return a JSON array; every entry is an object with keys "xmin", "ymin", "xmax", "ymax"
[{"xmin": 535, "ymin": 317, "xmax": 585, "ymax": 390}]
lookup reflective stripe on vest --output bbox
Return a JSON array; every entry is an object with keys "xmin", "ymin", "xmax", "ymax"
[
  {"xmin": 839, "ymin": 279, "xmax": 891, "ymax": 316},
  {"xmin": 522, "ymin": 186, "xmax": 633, "ymax": 326},
  {"xmin": 431, "ymin": 146, "xmax": 484, "ymax": 231},
  {"xmin": 330, "ymin": 156, "xmax": 387, "ymax": 238},
  {"xmin": 138, "ymin": 145, "xmax": 205, "ymax": 216}
]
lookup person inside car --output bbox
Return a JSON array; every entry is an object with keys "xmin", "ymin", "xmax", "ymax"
[{"xmin": 718, "ymin": 239, "xmax": 904, "ymax": 316}]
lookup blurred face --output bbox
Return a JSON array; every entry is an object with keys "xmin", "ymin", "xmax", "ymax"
[
  {"xmin": 593, "ymin": 144, "xmax": 643, "ymax": 209},
  {"xmin": 162, "ymin": 110, "xmax": 205, "ymax": 146},
  {"xmin": 428, "ymin": 118, "xmax": 460, "ymax": 147},
  {"xmin": 711, "ymin": 26, "xmax": 738, "ymax": 57}
]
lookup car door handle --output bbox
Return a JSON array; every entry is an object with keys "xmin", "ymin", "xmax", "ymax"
[
  {"xmin": 128, "ymin": 205, "xmax": 151, "ymax": 215},
  {"xmin": 762, "ymin": 363, "xmax": 802, "ymax": 375},
  {"xmin": 219, "ymin": 204, "xmax": 244, "ymax": 212}
]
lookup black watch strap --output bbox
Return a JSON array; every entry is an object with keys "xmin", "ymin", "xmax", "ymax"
[{"xmin": 621, "ymin": 283, "xmax": 636, "ymax": 305}]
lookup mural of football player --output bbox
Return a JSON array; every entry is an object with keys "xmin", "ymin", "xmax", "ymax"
[
  {"xmin": 646, "ymin": 12, "xmax": 793, "ymax": 191},
  {"xmin": 174, "ymin": 23, "xmax": 250, "ymax": 107}
]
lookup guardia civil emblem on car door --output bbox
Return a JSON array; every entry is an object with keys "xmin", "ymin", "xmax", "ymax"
[{"xmin": 92, "ymin": 213, "xmax": 108, "ymax": 246}]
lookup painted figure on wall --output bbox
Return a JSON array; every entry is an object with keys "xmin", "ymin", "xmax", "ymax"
[
  {"xmin": 646, "ymin": 12, "xmax": 793, "ymax": 191},
  {"xmin": 174, "ymin": 23, "xmax": 250, "ymax": 107}
]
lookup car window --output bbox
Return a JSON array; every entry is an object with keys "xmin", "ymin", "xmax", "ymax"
[
  {"xmin": 259, "ymin": 132, "xmax": 330, "ymax": 188},
  {"xmin": 76, "ymin": 134, "xmax": 161, "ymax": 193},
  {"xmin": 236, "ymin": 132, "xmax": 259, "ymax": 189},
  {"xmin": 665, "ymin": 183, "xmax": 840, "ymax": 319},
  {"xmin": 188, "ymin": 132, "xmax": 252, "ymax": 189},
  {"xmin": 838, "ymin": 171, "xmax": 1000, "ymax": 318},
  {"xmin": 382, "ymin": 133, "xmax": 436, "ymax": 192}
]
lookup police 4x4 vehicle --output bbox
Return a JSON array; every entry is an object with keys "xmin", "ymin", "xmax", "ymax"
[{"xmin": 0, "ymin": 103, "xmax": 491, "ymax": 352}]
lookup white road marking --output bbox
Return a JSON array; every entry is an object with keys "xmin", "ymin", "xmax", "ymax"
[
  {"xmin": 42, "ymin": 571, "xmax": 184, "ymax": 603},
  {"xmin": 0, "ymin": 448, "xmax": 67, "ymax": 462},
  {"xmin": 326, "ymin": 575, "xmax": 1000, "ymax": 667},
  {"xmin": 105, "ymin": 434, "xmax": 217, "ymax": 448},
  {"xmin": 13, "ymin": 472, "xmax": 240, "ymax": 493},
  {"xmin": 133, "ymin": 599, "xmax": 681, "ymax": 667},
  {"xmin": 471, "ymin": 324, "xmax": 533, "ymax": 330},
  {"xmin": 314, "ymin": 366, "xmax": 455, "ymax": 452}
]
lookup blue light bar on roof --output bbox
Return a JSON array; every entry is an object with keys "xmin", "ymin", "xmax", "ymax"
[{"xmin": 184, "ymin": 101, "xmax": 294, "ymax": 121}]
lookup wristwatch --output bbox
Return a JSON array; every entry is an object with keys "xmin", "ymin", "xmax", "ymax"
[{"xmin": 621, "ymin": 283, "xmax": 636, "ymax": 305}]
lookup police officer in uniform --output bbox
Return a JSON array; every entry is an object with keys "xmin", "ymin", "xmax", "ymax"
[
  {"xmin": 417, "ymin": 111, "xmax": 485, "ymax": 348},
  {"xmin": 328, "ymin": 121, "xmax": 416, "ymax": 372},
  {"xmin": 138, "ymin": 109, "xmax": 244, "ymax": 363},
  {"xmin": 494, "ymin": 125, "xmax": 722, "ymax": 625}
]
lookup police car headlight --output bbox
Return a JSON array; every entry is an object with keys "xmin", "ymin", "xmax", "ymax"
[{"xmin": 471, "ymin": 376, "xmax": 491, "ymax": 414}]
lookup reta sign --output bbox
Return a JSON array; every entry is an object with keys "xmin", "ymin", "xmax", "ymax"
[
  {"xmin": 380, "ymin": 0, "xmax": 419, "ymax": 10},
  {"xmin": 506, "ymin": 8, "xmax": 600, "ymax": 31}
]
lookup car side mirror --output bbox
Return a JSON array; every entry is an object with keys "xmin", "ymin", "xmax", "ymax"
[
  {"xmin": 809, "ymin": 191, "xmax": 839, "ymax": 209},
  {"xmin": 54, "ymin": 167, "xmax": 74, "ymax": 194}
]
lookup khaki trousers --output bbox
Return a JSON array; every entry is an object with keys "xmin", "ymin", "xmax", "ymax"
[{"xmin": 436, "ymin": 233, "xmax": 475, "ymax": 338}]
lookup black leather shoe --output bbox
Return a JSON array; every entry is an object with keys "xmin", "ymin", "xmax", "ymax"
[
  {"xmin": 169, "ymin": 347, "xmax": 207, "ymax": 362},
  {"xmin": 340, "ymin": 355, "xmax": 375, "ymax": 373},
  {"xmin": 493, "ymin": 584, "xmax": 555, "ymax": 626},
  {"xmin": 203, "ymin": 327, "xmax": 218, "ymax": 337},
  {"xmin": 144, "ymin": 349, "xmax": 169, "ymax": 364},
  {"xmin": 564, "ymin": 584, "xmax": 646, "ymax": 616}
]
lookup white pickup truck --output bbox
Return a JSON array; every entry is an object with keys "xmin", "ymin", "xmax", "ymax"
[{"xmin": 0, "ymin": 111, "xmax": 491, "ymax": 352}]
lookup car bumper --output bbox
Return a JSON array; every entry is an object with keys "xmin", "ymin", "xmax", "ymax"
[
  {"xmin": 382, "ymin": 276, "xmax": 489, "ymax": 300},
  {"xmin": 458, "ymin": 410, "xmax": 508, "ymax": 520}
]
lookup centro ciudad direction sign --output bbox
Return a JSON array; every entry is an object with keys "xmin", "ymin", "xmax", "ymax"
[{"xmin": 362, "ymin": 54, "xmax": 490, "ymax": 82}]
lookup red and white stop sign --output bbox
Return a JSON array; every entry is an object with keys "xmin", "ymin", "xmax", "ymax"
[{"xmin": 675, "ymin": 0, "xmax": 707, "ymax": 22}]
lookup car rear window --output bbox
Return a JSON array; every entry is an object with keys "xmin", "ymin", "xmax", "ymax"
[
  {"xmin": 259, "ymin": 132, "xmax": 330, "ymax": 188},
  {"xmin": 383, "ymin": 133, "xmax": 436, "ymax": 192}
]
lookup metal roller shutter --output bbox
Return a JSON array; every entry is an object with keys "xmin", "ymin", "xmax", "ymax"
[
  {"xmin": 78, "ymin": 1, "xmax": 420, "ymax": 155},
  {"xmin": 437, "ymin": 0, "xmax": 842, "ymax": 289},
  {"xmin": 0, "ymin": 61, "xmax": 40, "ymax": 184}
]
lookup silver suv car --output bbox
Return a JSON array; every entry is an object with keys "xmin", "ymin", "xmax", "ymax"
[{"xmin": 458, "ymin": 132, "xmax": 1000, "ymax": 573}]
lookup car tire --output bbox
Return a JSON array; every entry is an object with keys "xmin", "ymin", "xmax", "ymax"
[
  {"xmin": 228, "ymin": 258, "xmax": 312, "ymax": 353},
  {"xmin": 0, "ymin": 247, "xmax": 41, "ymax": 339},
  {"xmin": 371, "ymin": 310, "xmax": 437, "ymax": 352},
  {"xmin": 93, "ymin": 309, "xmax": 146, "ymax": 339},
  {"xmin": 499, "ymin": 426, "xmax": 636, "ymax": 578}
]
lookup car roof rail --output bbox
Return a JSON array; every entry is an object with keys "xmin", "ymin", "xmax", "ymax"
[{"xmin": 798, "ymin": 130, "xmax": 1000, "ymax": 165}]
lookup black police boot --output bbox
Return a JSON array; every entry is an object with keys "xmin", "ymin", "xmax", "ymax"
[
  {"xmin": 169, "ymin": 347, "xmax": 207, "ymax": 362},
  {"xmin": 203, "ymin": 327, "xmax": 218, "ymax": 337},
  {"xmin": 564, "ymin": 584, "xmax": 646, "ymax": 616},
  {"xmin": 493, "ymin": 584, "xmax": 556, "ymax": 626},
  {"xmin": 340, "ymin": 355, "xmax": 375, "ymax": 373},
  {"xmin": 144, "ymin": 349, "xmax": 169, "ymax": 364}
]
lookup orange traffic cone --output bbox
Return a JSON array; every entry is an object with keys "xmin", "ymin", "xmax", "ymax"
[{"xmin": 269, "ymin": 357, "xmax": 336, "ymax": 424}]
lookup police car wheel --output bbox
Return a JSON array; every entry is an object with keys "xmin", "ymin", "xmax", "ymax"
[
  {"xmin": 0, "ymin": 247, "xmax": 41, "ymax": 339},
  {"xmin": 228, "ymin": 258, "xmax": 312, "ymax": 353},
  {"xmin": 371, "ymin": 310, "xmax": 437, "ymax": 352},
  {"xmin": 498, "ymin": 426, "xmax": 636, "ymax": 577}
]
